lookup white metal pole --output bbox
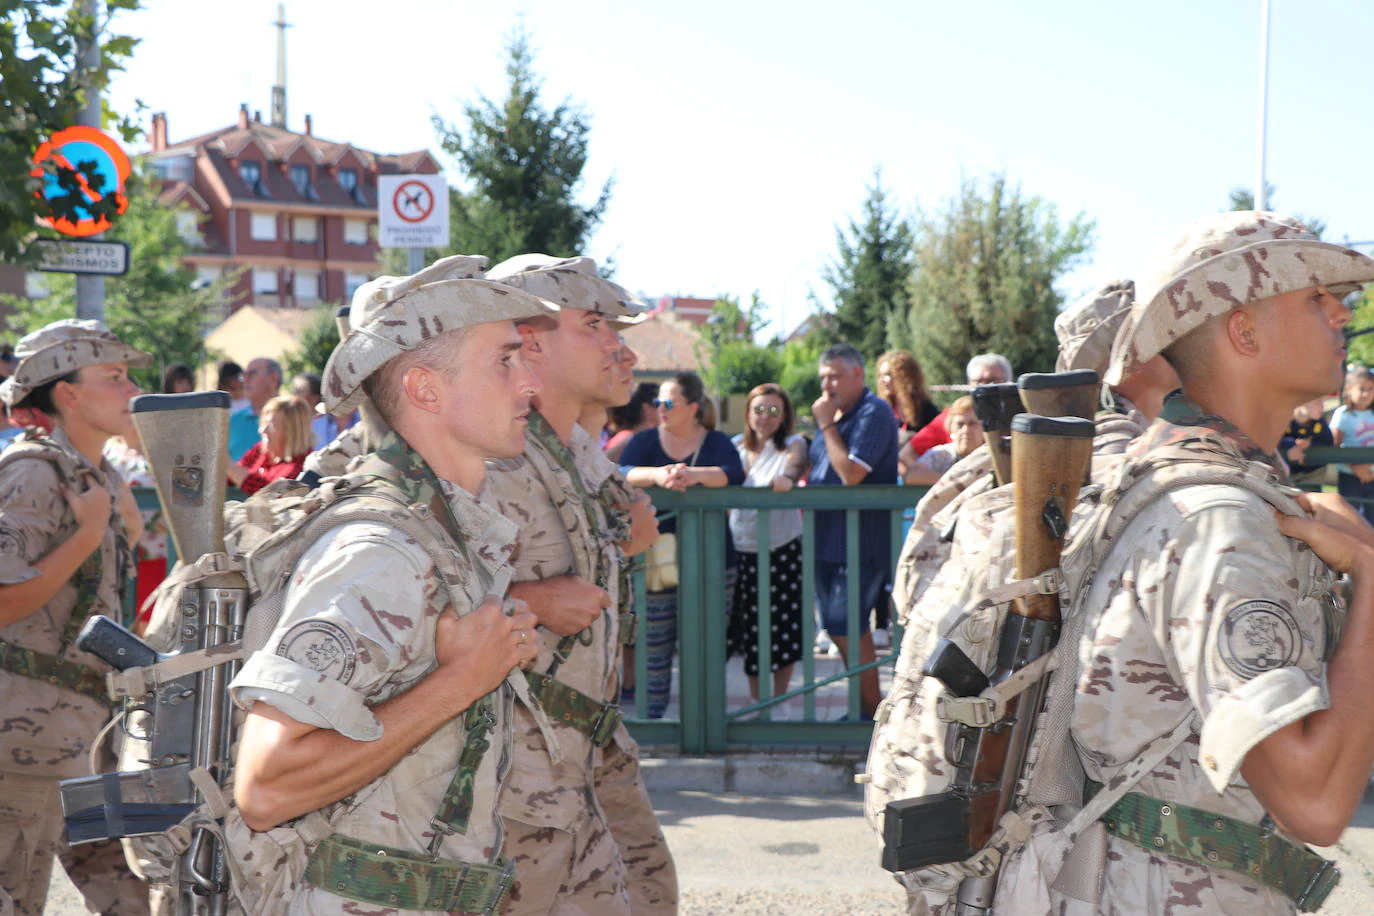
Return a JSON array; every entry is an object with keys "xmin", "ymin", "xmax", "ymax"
[
  {"xmin": 75, "ymin": 0, "xmax": 105, "ymax": 320},
  {"xmin": 1255, "ymin": 0, "xmax": 1271, "ymax": 212}
]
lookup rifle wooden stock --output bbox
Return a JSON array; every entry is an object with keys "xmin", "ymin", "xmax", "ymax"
[
  {"xmin": 971, "ymin": 383, "xmax": 1021, "ymax": 486},
  {"xmin": 966, "ymin": 415, "xmax": 1095, "ymax": 852},
  {"xmin": 1016, "ymin": 370, "xmax": 1100, "ymax": 421}
]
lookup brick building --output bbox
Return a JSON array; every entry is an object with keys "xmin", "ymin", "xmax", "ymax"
[{"xmin": 147, "ymin": 106, "xmax": 439, "ymax": 313}]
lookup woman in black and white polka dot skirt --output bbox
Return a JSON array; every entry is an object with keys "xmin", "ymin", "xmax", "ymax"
[{"xmin": 727, "ymin": 383, "xmax": 810, "ymax": 709}]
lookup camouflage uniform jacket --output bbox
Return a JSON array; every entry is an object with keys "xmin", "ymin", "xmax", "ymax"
[
  {"xmin": 0, "ymin": 428, "xmax": 133, "ymax": 779},
  {"xmin": 1070, "ymin": 394, "xmax": 1341, "ymax": 913},
  {"xmin": 225, "ymin": 454, "xmax": 520, "ymax": 916},
  {"xmin": 486, "ymin": 414, "xmax": 625, "ymax": 833},
  {"xmin": 300, "ymin": 425, "xmax": 367, "ymax": 480}
]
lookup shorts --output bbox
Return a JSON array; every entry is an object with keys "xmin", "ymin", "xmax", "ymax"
[{"xmin": 814, "ymin": 560, "xmax": 889, "ymax": 638}]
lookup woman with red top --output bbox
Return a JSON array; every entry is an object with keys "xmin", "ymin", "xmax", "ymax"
[{"xmin": 226, "ymin": 394, "xmax": 314, "ymax": 495}]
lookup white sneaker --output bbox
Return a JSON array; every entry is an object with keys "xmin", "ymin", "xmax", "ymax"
[
  {"xmin": 873, "ymin": 628, "xmax": 891, "ymax": 650},
  {"xmin": 815, "ymin": 633, "xmax": 839, "ymax": 658}
]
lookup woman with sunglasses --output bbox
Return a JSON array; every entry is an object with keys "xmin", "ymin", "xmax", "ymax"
[
  {"xmin": 621, "ymin": 370, "xmax": 745, "ymax": 718},
  {"xmin": 727, "ymin": 383, "xmax": 809, "ymax": 713}
]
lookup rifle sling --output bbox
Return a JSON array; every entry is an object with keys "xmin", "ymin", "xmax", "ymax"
[
  {"xmin": 304, "ymin": 834, "xmax": 515, "ymax": 914},
  {"xmin": 0, "ymin": 638, "xmax": 109, "ymax": 703},
  {"xmin": 1087, "ymin": 782, "xmax": 1339, "ymax": 911},
  {"xmin": 524, "ymin": 670, "xmax": 621, "ymax": 747}
]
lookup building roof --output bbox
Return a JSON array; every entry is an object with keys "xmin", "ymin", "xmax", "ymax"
[
  {"xmin": 204, "ymin": 305, "xmax": 320, "ymax": 371},
  {"xmin": 619, "ymin": 310, "xmax": 707, "ymax": 375},
  {"xmin": 649, "ymin": 294, "xmax": 717, "ymax": 327}
]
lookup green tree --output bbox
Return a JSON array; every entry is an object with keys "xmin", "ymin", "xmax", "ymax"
[
  {"xmin": 698, "ymin": 293, "xmax": 779, "ymax": 396},
  {"xmin": 430, "ymin": 26, "xmax": 611, "ymax": 266},
  {"xmin": 1227, "ymin": 184, "xmax": 1326, "ymax": 238},
  {"xmin": 1, "ymin": 1, "xmax": 142, "ymax": 263},
  {"xmin": 283, "ymin": 305, "xmax": 341, "ymax": 378},
  {"xmin": 891, "ymin": 174, "xmax": 1094, "ymax": 385},
  {"xmin": 821, "ymin": 171, "xmax": 914, "ymax": 364},
  {"xmin": 1, "ymin": 167, "xmax": 239, "ymax": 388},
  {"xmin": 776, "ymin": 332, "xmax": 825, "ymax": 417}
]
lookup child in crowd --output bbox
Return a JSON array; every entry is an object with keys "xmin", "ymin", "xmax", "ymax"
[
  {"xmin": 1332, "ymin": 366, "xmax": 1374, "ymax": 519},
  {"xmin": 900, "ymin": 395, "xmax": 984, "ymax": 486},
  {"xmin": 1281, "ymin": 395, "xmax": 1334, "ymax": 486}
]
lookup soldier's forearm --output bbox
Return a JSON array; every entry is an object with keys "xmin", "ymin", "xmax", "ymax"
[
  {"xmin": 1242, "ymin": 563, "xmax": 1374, "ymax": 845},
  {"xmin": 234, "ymin": 667, "xmax": 482, "ymax": 832},
  {"xmin": 0, "ymin": 523, "xmax": 103, "ymax": 627}
]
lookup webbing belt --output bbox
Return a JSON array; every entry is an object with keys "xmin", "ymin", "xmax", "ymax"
[
  {"xmin": 524, "ymin": 670, "xmax": 621, "ymax": 747},
  {"xmin": 304, "ymin": 834, "xmax": 515, "ymax": 914},
  {"xmin": 0, "ymin": 639, "xmax": 108, "ymax": 703},
  {"xmin": 1090, "ymin": 784, "xmax": 1339, "ymax": 911}
]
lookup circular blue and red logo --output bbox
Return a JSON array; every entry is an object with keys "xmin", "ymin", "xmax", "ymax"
[{"xmin": 31, "ymin": 126, "xmax": 131, "ymax": 237}]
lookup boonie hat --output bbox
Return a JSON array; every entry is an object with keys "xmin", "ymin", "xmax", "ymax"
[
  {"xmin": 486, "ymin": 254, "xmax": 648, "ymax": 326},
  {"xmin": 1106, "ymin": 211, "xmax": 1374, "ymax": 385},
  {"xmin": 0, "ymin": 319, "xmax": 151, "ymax": 408},
  {"xmin": 323, "ymin": 257, "xmax": 557, "ymax": 413},
  {"xmin": 1055, "ymin": 280, "xmax": 1135, "ymax": 377}
]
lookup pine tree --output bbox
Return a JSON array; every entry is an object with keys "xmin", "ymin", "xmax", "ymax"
[
  {"xmin": 820, "ymin": 172, "xmax": 915, "ymax": 365},
  {"xmin": 892, "ymin": 174, "xmax": 1094, "ymax": 385},
  {"xmin": 430, "ymin": 26, "xmax": 611, "ymax": 265}
]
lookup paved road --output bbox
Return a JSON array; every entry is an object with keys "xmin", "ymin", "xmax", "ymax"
[{"xmin": 46, "ymin": 793, "xmax": 1374, "ymax": 915}]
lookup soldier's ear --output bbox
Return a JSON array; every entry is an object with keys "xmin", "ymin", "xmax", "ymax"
[
  {"xmin": 1226, "ymin": 310, "xmax": 1260, "ymax": 357},
  {"xmin": 516, "ymin": 323, "xmax": 545, "ymax": 361},
  {"xmin": 400, "ymin": 365, "xmax": 441, "ymax": 415}
]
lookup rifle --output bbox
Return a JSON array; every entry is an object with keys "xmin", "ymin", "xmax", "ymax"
[
  {"xmin": 970, "ymin": 384, "xmax": 1022, "ymax": 486},
  {"xmin": 1016, "ymin": 370, "xmax": 1100, "ymax": 421},
  {"xmin": 882, "ymin": 415, "xmax": 1095, "ymax": 915},
  {"xmin": 59, "ymin": 391, "xmax": 248, "ymax": 916}
]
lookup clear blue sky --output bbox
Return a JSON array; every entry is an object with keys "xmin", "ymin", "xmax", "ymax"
[{"xmin": 108, "ymin": 0, "xmax": 1374, "ymax": 357}]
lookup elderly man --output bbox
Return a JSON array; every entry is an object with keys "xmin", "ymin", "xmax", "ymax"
[
  {"xmin": 905, "ymin": 352, "xmax": 1013, "ymax": 458},
  {"xmin": 0, "ymin": 320, "xmax": 149, "ymax": 916},
  {"xmin": 225, "ymin": 262, "xmax": 547, "ymax": 915},
  {"xmin": 1056, "ymin": 212, "xmax": 1374, "ymax": 913},
  {"xmin": 227, "ymin": 356, "xmax": 282, "ymax": 461},
  {"xmin": 809, "ymin": 343, "xmax": 899, "ymax": 719}
]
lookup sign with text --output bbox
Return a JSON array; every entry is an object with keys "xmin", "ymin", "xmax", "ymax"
[
  {"xmin": 378, "ymin": 174, "xmax": 448, "ymax": 248},
  {"xmin": 29, "ymin": 238, "xmax": 130, "ymax": 276}
]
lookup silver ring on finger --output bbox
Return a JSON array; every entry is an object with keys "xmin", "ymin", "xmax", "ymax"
[{"xmin": 518, "ymin": 629, "xmax": 527, "ymax": 645}]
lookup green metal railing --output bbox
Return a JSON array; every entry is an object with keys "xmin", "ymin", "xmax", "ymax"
[{"xmin": 622, "ymin": 485, "xmax": 925, "ymax": 753}]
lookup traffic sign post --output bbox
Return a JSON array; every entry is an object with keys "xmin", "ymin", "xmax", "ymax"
[
  {"xmin": 28, "ymin": 239, "xmax": 130, "ymax": 276},
  {"xmin": 378, "ymin": 174, "xmax": 448, "ymax": 272}
]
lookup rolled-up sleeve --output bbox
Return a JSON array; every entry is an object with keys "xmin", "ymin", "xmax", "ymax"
[
  {"xmin": 1160, "ymin": 499, "xmax": 1330, "ymax": 792},
  {"xmin": 231, "ymin": 523, "xmax": 434, "ymax": 741},
  {"xmin": 845, "ymin": 400, "xmax": 897, "ymax": 476}
]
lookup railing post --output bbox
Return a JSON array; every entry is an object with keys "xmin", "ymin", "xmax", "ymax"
[
  {"xmin": 844, "ymin": 507, "xmax": 862, "ymax": 721},
  {"xmin": 755, "ymin": 508, "xmax": 773, "ymax": 715},
  {"xmin": 677, "ymin": 509, "xmax": 705, "ymax": 754},
  {"xmin": 702, "ymin": 509, "xmax": 728, "ymax": 753}
]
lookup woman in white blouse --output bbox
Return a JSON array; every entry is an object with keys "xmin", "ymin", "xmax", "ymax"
[{"xmin": 728, "ymin": 383, "xmax": 810, "ymax": 708}]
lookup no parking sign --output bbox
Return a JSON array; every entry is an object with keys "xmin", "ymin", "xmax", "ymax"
[{"xmin": 377, "ymin": 174, "xmax": 448, "ymax": 248}]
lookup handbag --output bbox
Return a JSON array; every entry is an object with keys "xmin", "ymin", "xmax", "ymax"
[{"xmin": 643, "ymin": 440, "xmax": 701, "ymax": 592}]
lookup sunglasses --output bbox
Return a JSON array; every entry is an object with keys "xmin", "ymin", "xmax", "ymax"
[
  {"xmin": 653, "ymin": 398, "xmax": 675, "ymax": 410},
  {"xmin": 751, "ymin": 404, "xmax": 782, "ymax": 417}
]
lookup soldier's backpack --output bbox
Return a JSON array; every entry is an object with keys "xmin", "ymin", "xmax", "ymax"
[{"xmin": 864, "ymin": 437, "xmax": 1334, "ymax": 913}]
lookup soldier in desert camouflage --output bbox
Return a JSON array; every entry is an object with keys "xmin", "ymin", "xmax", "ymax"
[
  {"xmin": 1062, "ymin": 211, "xmax": 1374, "ymax": 912},
  {"xmin": 0, "ymin": 320, "xmax": 149, "ymax": 916},
  {"xmin": 224, "ymin": 262, "xmax": 550, "ymax": 915},
  {"xmin": 484, "ymin": 255, "xmax": 676, "ymax": 914}
]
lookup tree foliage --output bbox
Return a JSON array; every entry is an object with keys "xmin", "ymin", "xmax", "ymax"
[
  {"xmin": 1, "ymin": 0, "xmax": 143, "ymax": 263},
  {"xmin": 283, "ymin": 305, "xmax": 341, "ymax": 379},
  {"xmin": 777, "ymin": 334, "xmax": 824, "ymax": 417},
  {"xmin": 430, "ymin": 26, "xmax": 611, "ymax": 266},
  {"xmin": 821, "ymin": 171, "xmax": 914, "ymax": 365},
  {"xmin": 699, "ymin": 294, "xmax": 778, "ymax": 396},
  {"xmin": 890, "ymin": 174, "xmax": 1095, "ymax": 384},
  {"xmin": 1227, "ymin": 184, "xmax": 1325, "ymax": 239},
  {"xmin": 0, "ymin": 167, "xmax": 239, "ymax": 389}
]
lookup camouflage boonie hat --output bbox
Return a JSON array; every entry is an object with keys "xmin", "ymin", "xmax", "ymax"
[
  {"xmin": 1106, "ymin": 211, "xmax": 1374, "ymax": 385},
  {"xmin": 1055, "ymin": 280, "xmax": 1135, "ymax": 377},
  {"xmin": 0, "ymin": 318, "xmax": 151, "ymax": 408},
  {"xmin": 323, "ymin": 257, "xmax": 557, "ymax": 414},
  {"xmin": 486, "ymin": 254, "xmax": 648, "ymax": 327}
]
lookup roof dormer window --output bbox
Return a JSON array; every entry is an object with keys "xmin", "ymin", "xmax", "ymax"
[
  {"xmin": 338, "ymin": 167, "xmax": 362, "ymax": 203},
  {"xmin": 290, "ymin": 164, "xmax": 318, "ymax": 201},
  {"xmin": 238, "ymin": 160, "xmax": 268, "ymax": 197}
]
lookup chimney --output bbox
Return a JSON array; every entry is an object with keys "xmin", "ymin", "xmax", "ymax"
[
  {"xmin": 253, "ymin": 110, "xmax": 262, "ymax": 123},
  {"xmin": 304, "ymin": 114, "xmax": 312, "ymax": 136},
  {"xmin": 237, "ymin": 103, "xmax": 250, "ymax": 129},
  {"xmin": 151, "ymin": 112, "xmax": 168, "ymax": 152}
]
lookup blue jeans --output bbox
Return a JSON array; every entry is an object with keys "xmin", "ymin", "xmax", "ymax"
[{"xmin": 814, "ymin": 561, "xmax": 889, "ymax": 638}]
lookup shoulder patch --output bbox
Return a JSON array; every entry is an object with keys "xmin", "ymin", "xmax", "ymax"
[
  {"xmin": 275, "ymin": 619, "xmax": 357, "ymax": 683},
  {"xmin": 1218, "ymin": 599, "xmax": 1301, "ymax": 679}
]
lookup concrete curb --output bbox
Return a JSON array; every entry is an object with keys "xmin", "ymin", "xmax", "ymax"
[{"xmin": 641, "ymin": 750, "xmax": 866, "ymax": 797}]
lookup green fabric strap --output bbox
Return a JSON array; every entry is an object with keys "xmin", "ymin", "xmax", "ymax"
[
  {"xmin": 355, "ymin": 432, "xmax": 471, "ymax": 555},
  {"xmin": 524, "ymin": 670, "xmax": 621, "ymax": 747},
  {"xmin": 0, "ymin": 639, "xmax": 108, "ymax": 703},
  {"xmin": 1098, "ymin": 790, "xmax": 1339, "ymax": 911},
  {"xmin": 428, "ymin": 697, "xmax": 498, "ymax": 837},
  {"xmin": 304, "ymin": 833, "xmax": 515, "ymax": 914},
  {"xmin": 58, "ymin": 546, "xmax": 103, "ymax": 653}
]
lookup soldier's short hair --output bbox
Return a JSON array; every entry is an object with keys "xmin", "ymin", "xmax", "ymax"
[{"xmin": 362, "ymin": 328, "xmax": 468, "ymax": 428}]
